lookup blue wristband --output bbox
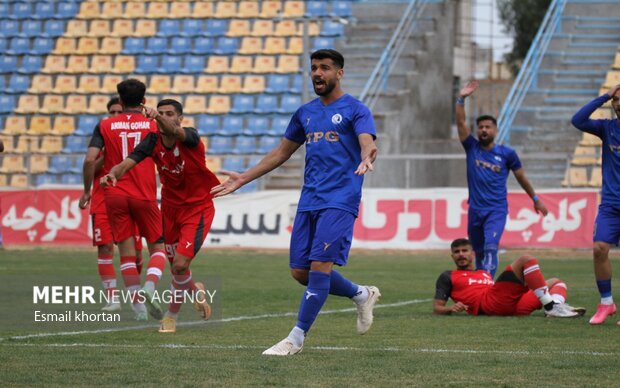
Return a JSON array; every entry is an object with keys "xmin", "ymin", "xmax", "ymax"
[
  {"xmin": 532, "ymin": 195, "xmax": 539, "ymax": 202},
  {"xmin": 456, "ymin": 97, "xmax": 465, "ymax": 105}
]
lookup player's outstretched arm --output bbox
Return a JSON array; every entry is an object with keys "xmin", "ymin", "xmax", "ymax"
[
  {"xmin": 79, "ymin": 146, "xmax": 102, "ymax": 209},
  {"xmin": 355, "ymin": 133, "xmax": 378, "ymax": 176},
  {"xmin": 100, "ymin": 158, "xmax": 137, "ymax": 188},
  {"xmin": 433, "ymin": 299, "xmax": 469, "ymax": 315},
  {"xmin": 211, "ymin": 138, "xmax": 301, "ymax": 197},
  {"xmin": 513, "ymin": 168, "xmax": 548, "ymax": 216},
  {"xmin": 456, "ymin": 80, "xmax": 478, "ymax": 142}
]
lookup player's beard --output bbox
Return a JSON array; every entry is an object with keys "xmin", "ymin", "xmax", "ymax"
[
  {"xmin": 479, "ymin": 134, "xmax": 494, "ymax": 147},
  {"xmin": 313, "ymin": 78, "xmax": 336, "ymax": 96}
]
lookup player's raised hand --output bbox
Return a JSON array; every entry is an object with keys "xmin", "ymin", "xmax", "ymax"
[
  {"xmin": 210, "ymin": 170, "xmax": 244, "ymax": 198},
  {"xmin": 78, "ymin": 192, "xmax": 91, "ymax": 209},
  {"xmin": 142, "ymin": 105, "xmax": 159, "ymax": 120},
  {"xmin": 459, "ymin": 80, "xmax": 478, "ymax": 98},
  {"xmin": 606, "ymin": 84, "xmax": 620, "ymax": 98},
  {"xmin": 100, "ymin": 173, "xmax": 117, "ymax": 187},
  {"xmin": 534, "ymin": 199, "xmax": 548, "ymax": 217}
]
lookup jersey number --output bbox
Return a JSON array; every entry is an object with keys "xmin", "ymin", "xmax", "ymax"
[{"xmin": 119, "ymin": 132, "xmax": 142, "ymax": 159}]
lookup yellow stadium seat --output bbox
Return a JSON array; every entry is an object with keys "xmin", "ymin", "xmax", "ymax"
[
  {"xmin": 28, "ymin": 116, "xmax": 52, "ymax": 135},
  {"xmin": 307, "ymin": 22, "xmax": 320, "ymax": 36},
  {"xmin": 53, "ymin": 75, "xmax": 78, "ymax": 94},
  {"xmin": 0, "ymin": 155, "xmax": 26, "ymax": 173},
  {"xmin": 238, "ymin": 37, "xmax": 263, "ymax": 54},
  {"xmin": 0, "ymin": 135, "xmax": 13, "ymax": 153},
  {"xmin": 66, "ymin": 56, "xmax": 90, "ymax": 74},
  {"xmin": 590, "ymin": 109, "xmax": 611, "ymax": 120},
  {"xmin": 28, "ymin": 75, "xmax": 53, "ymax": 94},
  {"xmin": 101, "ymin": 2, "xmax": 123, "ymax": 19},
  {"xmin": 77, "ymin": 75, "xmax": 101, "ymax": 94},
  {"xmin": 561, "ymin": 167, "xmax": 588, "ymax": 187},
  {"xmin": 101, "ymin": 75, "xmax": 123, "ymax": 93},
  {"xmin": 111, "ymin": 20, "xmax": 135, "ymax": 37},
  {"xmin": 192, "ymin": 2, "xmax": 214, "ymax": 18},
  {"xmin": 171, "ymin": 75, "xmax": 195, "ymax": 94},
  {"xmin": 170, "ymin": 2, "xmax": 192, "ymax": 18},
  {"xmin": 63, "ymin": 95, "xmax": 89, "ymax": 114},
  {"xmin": 219, "ymin": 75, "xmax": 243, "ymax": 94},
  {"xmin": 195, "ymin": 75, "xmax": 219, "ymax": 93},
  {"xmin": 114, "ymin": 56, "xmax": 136, "ymax": 73},
  {"xmin": 150, "ymin": 75, "xmax": 172, "ymax": 94},
  {"xmin": 614, "ymin": 50, "xmax": 620, "ymax": 70},
  {"xmin": 200, "ymin": 136, "xmax": 209, "ymax": 150},
  {"xmin": 77, "ymin": 37, "xmax": 99, "ymax": 54},
  {"xmin": 88, "ymin": 95, "xmax": 110, "ymax": 114},
  {"xmin": 3, "ymin": 116, "xmax": 28, "ymax": 135},
  {"xmin": 134, "ymin": 20, "xmax": 157, "ymax": 37},
  {"xmin": 205, "ymin": 56, "xmax": 230, "ymax": 73},
  {"xmin": 277, "ymin": 55, "xmax": 300, "ymax": 73},
  {"xmin": 260, "ymin": 1, "xmax": 282, "ymax": 18},
  {"xmin": 38, "ymin": 136, "xmax": 63, "ymax": 154},
  {"xmin": 264, "ymin": 37, "xmax": 287, "ymax": 54},
  {"xmin": 237, "ymin": 1, "xmax": 259, "ymax": 18},
  {"xmin": 123, "ymin": 2, "xmax": 146, "ymax": 19},
  {"xmin": 182, "ymin": 116, "xmax": 196, "ymax": 128},
  {"xmin": 579, "ymin": 132, "xmax": 602, "ymax": 146},
  {"xmin": 283, "ymin": 1, "xmax": 305, "ymax": 18},
  {"xmin": 230, "ymin": 56, "xmax": 254, "ymax": 74},
  {"xmin": 10, "ymin": 174, "xmax": 29, "ymax": 187},
  {"xmin": 227, "ymin": 20, "xmax": 251, "ymax": 37},
  {"xmin": 77, "ymin": 1, "xmax": 100, "ymax": 19},
  {"xmin": 54, "ymin": 37, "xmax": 77, "ymax": 54},
  {"xmin": 14, "ymin": 136, "xmax": 40, "ymax": 154},
  {"xmin": 214, "ymin": 1, "xmax": 237, "ymax": 18},
  {"xmin": 206, "ymin": 96, "xmax": 231, "ymax": 115},
  {"xmin": 15, "ymin": 95, "xmax": 41, "ymax": 114},
  {"xmin": 100, "ymin": 37, "xmax": 122, "ymax": 54},
  {"xmin": 205, "ymin": 156, "xmax": 222, "ymax": 172},
  {"xmin": 90, "ymin": 55, "xmax": 113, "ymax": 74},
  {"xmin": 88, "ymin": 20, "xmax": 111, "ymax": 37},
  {"xmin": 251, "ymin": 20, "xmax": 274, "ymax": 36},
  {"xmin": 40, "ymin": 95, "xmax": 66, "ymax": 114},
  {"xmin": 0, "ymin": 174, "xmax": 6, "ymax": 186},
  {"xmin": 52, "ymin": 116, "xmax": 76, "ymax": 136},
  {"xmin": 572, "ymin": 146, "xmax": 598, "ymax": 166},
  {"xmin": 589, "ymin": 167, "xmax": 602, "ymax": 187},
  {"xmin": 42, "ymin": 56, "xmax": 67, "ymax": 73},
  {"xmin": 253, "ymin": 56, "xmax": 276, "ymax": 73},
  {"xmin": 604, "ymin": 71, "xmax": 620, "ymax": 88},
  {"xmin": 30, "ymin": 155, "xmax": 49, "ymax": 172},
  {"xmin": 287, "ymin": 37, "xmax": 303, "ymax": 54},
  {"xmin": 184, "ymin": 96, "xmax": 208, "ymax": 114},
  {"xmin": 242, "ymin": 75, "xmax": 265, "ymax": 94},
  {"xmin": 147, "ymin": 2, "xmax": 169, "ymax": 18},
  {"xmin": 65, "ymin": 20, "xmax": 88, "ymax": 37},
  {"xmin": 274, "ymin": 20, "xmax": 297, "ymax": 37}
]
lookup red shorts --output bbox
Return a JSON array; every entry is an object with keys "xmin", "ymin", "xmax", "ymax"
[
  {"xmin": 92, "ymin": 212, "xmax": 144, "ymax": 249},
  {"xmin": 479, "ymin": 266, "xmax": 530, "ymax": 316},
  {"xmin": 162, "ymin": 202, "xmax": 214, "ymax": 260},
  {"xmin": 105, "ymin": 195, "xmax": 163, "ymax": 244}
]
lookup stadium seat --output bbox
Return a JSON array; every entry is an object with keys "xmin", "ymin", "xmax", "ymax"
[
  {"xmin": 214, "ymin": 1, "xmax": 237, "ymax": 19},
  {"xmin": 0, "ymin": 76, "xmax": 5, "ymax": 91},
  {"xmin": 77, "ymin": 75, "xmax": 101, "ymax": 94},
  {"xmin": 101, "ymin": 2, "xmax": 123, "ymax": 19},
  {"xmin": 305, "ymin": 1, "xmax": 328, "ymax": 17},
  {"xmin": 14, "ymin": 135, "xmax": 40, "ymax": 153},
  {"xmin": 589, "ymin": 167, "xmax": 602, "ymax": 187},
  {"xmin": 18, "ymin": 55, "xmax": 43, "ymax": 74},
  {"xmin": 232, "ymin": 136, "xmax": 257, "ymax": 154},
  {"xmin": 193, "ymin": 2, "xmax": 214, "ymax": 19},
  {"xmin": 66, "ymin": 55, "xmax": 90, "ymax": 74},
  {"xmin": 30, "ymin": 155, "xmax": 49, "ymax": 173},
  {"xmin": 135, "ymin": 56, "xmax": 158, "ymax": 74},
  {"xmin": 242, "ymin": 75, "xmax": 266, "ymax": 94},
  {"xmin": 246, "ymin": 156, "xmax": 263, "ymax": 169},
  {"xmin": 255, "ymin": 95, "xmax": 278, "ymax": 114},
  {"xmin": 182, "ymin": 19, "xmax": 203, "ymax": 37},
  {"xmin": 9, "ymin": 174, "xmax": 29, "ymax": 187},
  {"xmin": 7, "ymin": 74, "xmax": 30, "ymax": 94},
  {"xmin": 604, "ymin": 71, "xmax": 620, "ymax": 88},
  {"xmin": 571, "ymin": 146, "xmax": 598, "ymax": 165},
  {"xmin": 20, "ymin": 21, "xmax": 43, "ymax": 38},
  {"xmin": 147, "ymin": 2, "xmax": 169, "ymax": 19},
  {"xmin": 78, "ymin": 1, "xmax": 99, "ymax": 19},
  {"xmin": 206, "ymin": 20, "xmax": 229, "ymax": 37},
  {"xmin": 207, "ymin": 96, "xmax": 231, "ymax": 115},
  {"xmin": 230, "ymin": 95, "xmax": 255, "ymax": 114},
  {"xmin": 36, "ymin": 173, "xmax": 57, "ymax": 186},
  {"xmin": 251, "ymin": 20, "xmax": 274, "ymax": 37},
  {"xmin": 257, "ymin": 136, "xmax": 280, "ymax": 153},
  {"xmin": 0, "ymin": 135, "xmax": 12, "ymax": 153},
  {"xmin": 61, "ymin": 174, "xmax": 81, "ymax": 185},
  {"xmin": 171, "ymin": 75, "xmax": 195, "ymax": 94},
  {"xmin": 100, "ymin": 37, "xmax": 122, "ymax": 54},
  {"xmin": 65, "ymin": 20, "xmax": 88, "ymax": 37},
  {"xmin": 42, "ymin": 55, "xmax": 67, "ymax": 73},
  {"xmin": 205, "ymin": 56, "xmax": 230, "ymax": 73},
  {"xmin": 238, "ymin": 37, "xmax": 263, "ymax": 55},
  {"xmin": 215, "ymin": 37, "xmax": 239, "ymax": 55},
  {"xmin": 0, "ymin": 95, "xmax": 16, "ymax": 114},
  {"xmin": 87, "ymin": 95, "xmax": 109, "ymax": 114},
  {"xmin": 160, "ymin": 56, "xmax": 183, "ymax": 74},
  {"xmin": 150, "ymin": 75, "xmax": 172, "ymax": 94},
  {"xmin": 0, "ymin": 173, "xmax": 8, "ymax": 187},
  {"xmin": 27, "ymin": 75, "xmax": 53, "ymax": 95},
  {"xmin": 33, "ymin": 2, "xmax": 55, "ymax": 20},
  {"xmin": 230, "ymin": 56, "xmax": 254, "ymax": 74},
  {"xmin": 222, "ymin": 157, "xmax": 245, "ymax": 172},
  {"xmin": 271, "ymin": 115, "xmax": 291, "ymax": 134},
  {"xmin": 0, "ymin": 38, "xmax": 6, "ymax": 53},
  {"xmin": 32, "ymin": 37, "xmax": 54, "ymax": 55},
  {"xmin": 0, "ymin": 56, "xmax": 18, "ymax": 73},
  {"xmin": 2, "ymin": 116, "xmax": 27, "ymax": 135},
  {"xmin": 196, "ymin": 75, "xmax": 219, "ymax": 93},
  {"xmin": 123, "ymin": 37, "xmax": 145, "ymax": 54},
  {"xmin": 283, "ymin": 1, "xmax": 305, "ymax": 17},
  {"xmin": 279, "ymin": 94, "xmax": 301, "ymax": 114},
  {"xmin": 184, "ymin": 96, "xmax": 208, "ymax": 115},
  {"xmin": 123, "ymin": 2, "xmax": 146, "ymax": 19},
  {"xmin": 208, "ymin": 136, "xmax": 234, "ymax": 154},
  {"xmin": 227, "ymin": 20, "xmax": 251, "ymax": 37},
  {"xmin": 158, "ymin": 20, "xmax": 181, "ymax": 37},
  {"xmin": 321, "ymin": 21, "xmax": 345, "ymax": 37},
  {"xmin": 287, "ymin": 37, "xmax": 303, "ymax": 55},
  {"xmin": 332, "ymin": 1, "xmax": 353, "ymax": 17},
  {"xmin": 111, "ymin": 20, "xmax": 134, "ymax": 37},
  {"xmin": 218, "ymin": 116, "xmax": 244, "ymax": 136},
  {"xmin": 169, "ymin": 37, "xmax": 192, "ymax": 55},
  {"xmin": 0, "ymin": 20, "xmax": 19, "ymax": 38},
  {"xmin": 146, "ymin": 37, "xmax": 168, "ymax": 55},
  {"xmin": 62, "ymin": 135, "xmax": 89, "ymax": 154},
  {"xmin": 197, "ymin": 115, "xmax": 222, "ymax": 136},
  {"xmin": 16, "ymin": 95, "xmax": 41, "ymax": 114},
  {"xmin": 78, "ymin": 37, "xmax": 100, "ymax": 55},
  {"xmin": 48, "ymin": 155, "xmax": 73, "ymax": 174},
  {"xmin": 277, "ymin": 55, "xmax": 300, "ymax": 73},
  {"xmin": 254, "ymin": 56, "xmax": 277, "ymax": 73},
  {"xmin": 219, "ymin": 75, "xmax": 243, "ymax": 94},
  {"xmin": 0, "ymin": 155, "xmax": 26, "ymax": 173},
  {"xmin": 191, "ymin": 37, "xmax": 215, "ymax": 55},
  {"xmin": 28, "ymin": 116, "xmax": 52, "ymax": 135},
  {"xmin": 53, "ymin": 37, "xmax": 76, "ymax": 54},
  {"xmin": 182, "ymin": 116, "xmax": 196, "ymax": 129},
  {"xmin": 115, "ymin": 56, "xmax": 137, "ymax": 74},
  {"xmin": 614, "ymin": 51, "xmax": 620, "ymax": 70},
  {"xmin": 63, "ymin": 95, "xmax": 88, "ymax": 114},
  {"xmin": 274, "ymin": 20, "xmax": 297, "ymax": 37},
  {"xmin": 7, "ymin": 37, "xmax": 30, "ymax": 55},
  {"xmin": 90, "ymin": 55, "xmax": 113, "ymax": 73},
  {"xmin": 69, "ymin": 155, "xmax": 85, "ymax": 174},
  {"xmin": 237, "ymin": 1, "xmax": 259, "ymax": 18},
  {"xmin": 266, "ymin": 74, "xmax": 290, "ymax": 94},
  {"xmin": 57, "ymin": 2, "xmax": 79, "ymax": 19},
  {"xmin": 264, "ymin": 37, "xmax": 287, "ymax": 54},
  {"xmin": 43, "ymin": 20, "xmax": 66, "ymax": 38},
  {"xmin": 313, "ymin": 37, "xmax": 336, "ymax": 51},
  {"xmin": 52, "ymin": 116, "xmax": 76, "ymax": 136},
  {"xmin": 205, "ymin": 156, "xmax": 222, "ymax": 172},
  {"xmin": 75, "ymin": 115, "xmax": 99, "ymax": 136},
  {"xmin": 53, "ymin": 75, "xmax": 78, "ymax": 94},
  {"xmin": 244, "ymin": 115, "xmax": 270, "ymax": 136},
  {"xmin": 134, "ymin": 20, "xmax": 157, "ymax": 37},
  {"xmin": 89, "ymin": 20, "xmax": 112, "ymax": 38},
  {"xmin": 561, "ymin": 167, "xmax": 588, "ymax": 187},
  {"xmin": 579, "ymin": 132, "xmax": 602, "ymax": 146},
  {"xmin": 10, "ymin": 2, "xmax": 32, "ymax": 19},
  {"xmin": 170, "ymin": 2, "xmax": 192, "ymax": 18},
  {"xmin": 260, "ymin": 1, "xmax": 282, "ymax": 18}
]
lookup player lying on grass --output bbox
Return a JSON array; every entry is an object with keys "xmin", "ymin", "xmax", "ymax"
[{"xmin": 434, "ymin": 238, "xmax": 585, "ymax": 317}]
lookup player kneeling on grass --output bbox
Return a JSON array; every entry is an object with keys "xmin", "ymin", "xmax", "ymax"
[
  {"xmin": 433, "ymin": 238, "xmax": 585, "ymax": 317},
  {"xmin": 102, "ymin": 99, "xmax": 220, "ymax": 333}
]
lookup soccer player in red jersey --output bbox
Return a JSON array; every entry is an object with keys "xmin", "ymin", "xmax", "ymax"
[
  {"xmin": 80, "ymin": 79, "xmax": 167, "ymax": 321},
  {"xmin": 433, "ymin": 238, "xmax": 585, "ymax": 317},
  {"xmin": 101, "ymin": 99, "xmax": 220, "ymax": 333}
]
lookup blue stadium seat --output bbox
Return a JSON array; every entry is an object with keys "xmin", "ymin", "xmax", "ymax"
[
  {"xmin": 192, "ymin": 37, "xmax": 215, "ymax": 55},
  {"xmin": 230, "ymin": 95, "xmax": 255, "ymax": 114},
  {"xmin": 20, "ymin": 21, "xmax": 42, "ymax": 38},
  {"xmin": 289, "ymin": 75, "xmax": 305, "ymax": 93},
  {"xmin": 0, "ymin": 38, "xmax": 6, "ymax": 52},
  {"xmin": 312, "ymin": 37, "xmax": 335, "ymax": 51},
  {"xmin": 146, "ymin": 37, "xmax": 168, "ymax": 55},
  {"xmin": 321, "ymin": 21, "xmax": 345, "ymax": 37},
  {"xmin": 7, "ymin": 37, "xmax": 30, "ymax": 55},
  {"xmin": 255, "ymin": 95, "xmax": 278, "ymax": 114},
  {"xmin": 205, "ymin": 20, "xmax": 228, "ymax": 37},
  {"xmin": 61, "ymin": 136, "xmax": 88, "ymax": 154},
  {"xmin": 123, "ymin": 37, "xmax": 146, "ymax": 54},
  {"xmin": 17, "ymin": 55, "xmax": 43, "ymax": 74},
  {"xmin": 222, "ymin": 157, "xmax": 245, "ymax": 172},
  {"xmin": 246, "ymin": 156, "xmax": 262, "ymax": 169},
  {"xmin": 197, "ymin": 115, "xmax": 222, "ymax": 136},
  {"xmin": 0, "ymin": 95, "xmax": 16, "ymax": 113},
  {"xmin": 214, "ymin": 37, "xmax": 239, "ymax": 55},
  {"xmin": 157, "ymin": 19, "xmax": 181, "ymax": 37},
  {"xmin": 43, "ymin": 20, "xmax": 66, "ymax": 38},
  {"xmin": 0, "ymin": 76, "xmax": 5, "ymax": 91},
  {"xmin": 169, "ymin": 37, "xmax": 192, "ymax": 54},
  {"xmin": 7, "ymin": 74, "xmax": 30, "ymax": 94},
  {"xmin": 10, "ymin": 2, "xmax": 32, "ymax": 19},
  {"xmin": 135, "ymin": 56, "xmax": 159, "ymax": 74},
  {"xmin": 0, "ymin": 56, "xmax": 18, "ymax": 73},
  {"xmin": 33, "ymin": 2, "xmax": 56, "ymax": 20},
  {"xmin": 57, "ymin": 2, "xmax": 79, "ymax": 19},
  {"xmin": 70, "ymin": 155, "xmax": 84, "ymax": 174},
  {"xmin": 48, "ymin": 155, "xmax": 73, "ymax": 174},
  {"xmin": 182, "ymin": 55, "xmax": 205, "ymax": 73},
  {"xmin": 232, "ymin": 136, "xmax": 256, "ymax": 154},
  {"xmin": 271, "ymin": 115, "xmax": 291, "ymax": 135},
  {"xmin": 182, "ymin": 19, "xmax": 203, "ymax": 37},
  {"xmin": 0, "ymin": 20, "xmax": 20, "ymax": 37},
  {"xmin": 159, "ymin": 56, "xmax": 182, "ymax": 73},
  {"xmin": 265, "ymin": 74, "xmax": 289, "ymax": 94},
  {"xmin": 32, "ymin": 38, "xmax": 54, "ymax": 55},
  {"xmin": 257, "ymin": 136, "xmax": 280, "ymax": 153},
  {"xmin": 219, "ymin": 116, "xmax": 244, "ymax": 136},
  {"xmin": 278, "ymin": 94, "xmax": 302, "ymax": 114},
  {"xmin": 331, "ymin": 1, "xmax": 353, "ymax": 17},
  {"xmin": 36, "ymin": 174, "xmax": 57, "ymax": 186},
  {"xmin": 208, "ymin": 136, "xmax": 234, "ymax": 154},
  {"xmin": 75, "ymin": 115, "xmax": 99, "ymax": 136},
  {"xmin": 244, "ymin": 115, "xmax": 270, "ymax": 136},
  {"xmin": 0, "ymin": 4, "xmax": 8, "ymax": 18},
  {"xmin": 305, "ymin": 1, "xmax": 328, "ymax": 17},
  {"xmin": 61, "ymin": 174, "xmax": 81, "ymax": 185}
]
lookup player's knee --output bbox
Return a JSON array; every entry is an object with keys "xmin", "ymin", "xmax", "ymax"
[
  {"xmin": 593, "ymin": 242, "xmax": 610, "ymax": 261},
  {"xmin": 515, "ymin": 255, "xmax": 535, "ymax": 266},
  {"xmin": 171, "ymin": 261, "xmax": 189, "ymax": 275},
  {"xmin": 98, "ymin": 243, "xmax": 113, "ymax": 257},
  {"xmin": 547, "ymin": 277, "xmax": 559, "ymax": 285},
  {"xmin": 290, "ymin": 269, "xmax": 309, "ymax": 285}
]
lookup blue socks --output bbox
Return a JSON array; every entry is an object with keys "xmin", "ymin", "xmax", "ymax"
[
  {"xmin": 329, "ymin": 270, "xmax": 358, "ymax": 298},
  {"xmin": 478, "ymin": 246, "xmax": 498, "ymax": 278},
  {"xmin": 596, "ymin": 278, "xmax": 612, "ymax": 298},
  {"xmin": 296, "ymin": 271, "xmax": 330, "ymax": 333}
]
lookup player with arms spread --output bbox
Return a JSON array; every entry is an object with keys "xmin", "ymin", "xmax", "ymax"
[
  {"xmin": 102, "ymin": 99, "xmax": 220, "ymax": 333},
  {"xmin": 212, "ymin": 49, "xmax": 381, "ymax": 356},
  {"xmin": 434, "ymin": 238, "xmax": 584, "ymax": 317}
]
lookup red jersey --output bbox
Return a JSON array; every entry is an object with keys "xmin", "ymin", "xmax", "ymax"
[
  {"xmin": 89, "ymin": 112, "xmax": 158, "ymax": 201},
  {"xmin": 129, "ymin": 127, "xmax": 220, "ymax": 207},
  {"xmin": 434, "ymin": 269, "xmax": 494, "ymax": 315}
]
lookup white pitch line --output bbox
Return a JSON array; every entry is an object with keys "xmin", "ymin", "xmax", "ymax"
[
  {"xmin": 3, "ymin": 342, "xmax": 617, "ymax": 357},
  {"xmin": 0, "ymin": 298, "xmax": 431, "ymax": 341}
]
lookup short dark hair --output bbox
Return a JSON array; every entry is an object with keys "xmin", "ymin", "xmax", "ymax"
[
  {"xmin": 157, "ymin": 99, "xmax": 183, "ymax": 115},
  {"xmin": 310, "ymin": 49, "xmax": 344, "ymax": 69},
  {"xmin": 117, "ymin": 79, "xmax": 146, "ymax": 108},
  {"xmin": 106, "ymin": 97, "xmax": 121, "ymax": 112},
  {"xmin": 476, "ymin": 115, "xmax": 497, "ymax": 126},
  {"xmin": 450, "ymin": 238, "xmax": 471, "ymax": 250}
]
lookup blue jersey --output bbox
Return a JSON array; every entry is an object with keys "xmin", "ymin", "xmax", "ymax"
[
  {"xmin": 284, "ymin": 94, "xmax": 376, "ymax": 216},
  {"xmin": 571, "ymin": 94, "xmax": 620, "ymax": 205},
  {"xmin": 462, "ymin": 135, "xmax": 522, "ymax": 210}
]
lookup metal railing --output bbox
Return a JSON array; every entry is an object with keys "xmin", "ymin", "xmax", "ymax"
[
  {"xmin": 358, "ymin": 0, "xmax": 429, "ymax": 110},
  {"xmin": 496, "ymin": 0, "xmax": 567, "ymax": 145}
]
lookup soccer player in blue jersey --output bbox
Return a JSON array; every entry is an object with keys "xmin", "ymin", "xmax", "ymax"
[
  {"xmin": 571, "ymin": 83, "xmax": 620, "ymax": 325},
  {"xmin": 211, "ymin": 49, "xmax": 381, "ymax": 356},
  {"xmin": 456, "ymin": 80, "xmax": 548, "ymax": 278}
]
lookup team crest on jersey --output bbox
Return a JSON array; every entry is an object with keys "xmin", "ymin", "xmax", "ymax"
[
  {"xmin": 331, "ymin": 113, "xmax": 342, "ymax": 124},
  {"xmin": 494, "ymin": 155, "xmax": 502, "ymax": 162},
  {"xmin": 173, "ymin": 146, "xmax": 179, "ymax": 157}
]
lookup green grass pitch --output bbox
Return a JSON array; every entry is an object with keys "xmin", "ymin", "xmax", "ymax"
[{"xmin": 0, "ymin": 247, "xmax": 618, "ymax": 386}]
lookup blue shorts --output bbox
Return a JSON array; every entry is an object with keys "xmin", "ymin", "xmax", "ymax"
[
  {"xmin": 467, "ymin": 207, "xmax": 507, "ymax": 253},
  {"xmin": 594, "ymin": 203, "xmax": 620, "ymax": 245},
  {"xmin": 289, "ymin": 208, "xmax": 355, "ymax": 269}
]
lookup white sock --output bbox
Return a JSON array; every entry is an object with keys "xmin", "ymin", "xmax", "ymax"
[
  {"xmin": 352, "ymin": 286, "xmax": 369, "ymax": 305},
  {"xmin": 551, "ymin": 294, "xmax": 565, "ymax": 304},
  {"xmin": 287, "ymin": 326, "xmax": 305, "ymax": 347},
  {"xmin": 538, "ymin": 292, "xmax": 554, "ymax": 306},
  {"xmin": 143, "ymin": 281, "xmax": 155, "ymax": 293},
  {"xmin": 601, "ymin": 296, "xmax": 614, "ymax": 305}
]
